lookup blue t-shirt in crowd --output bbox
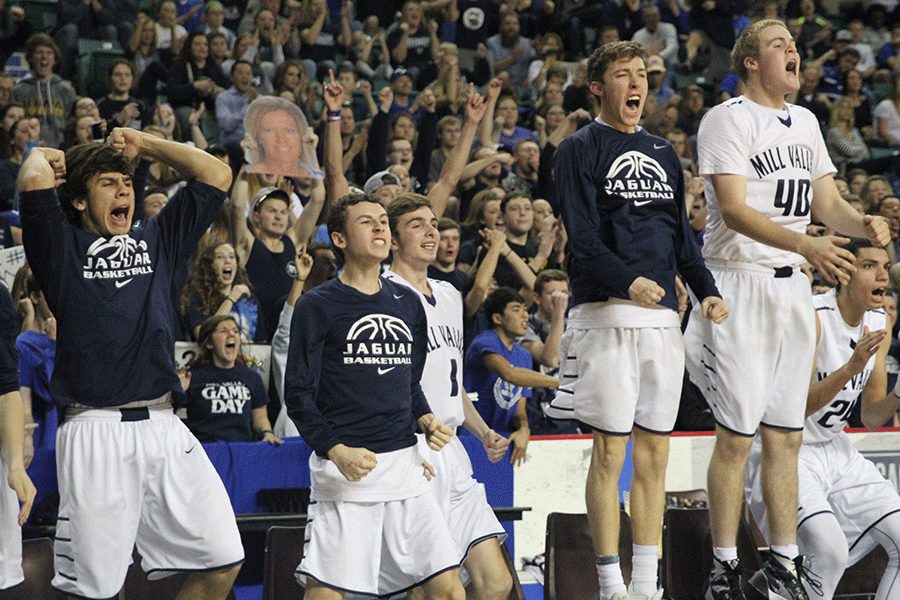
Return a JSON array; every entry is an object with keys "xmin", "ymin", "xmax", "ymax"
[
  {"xmin": 16, "ymin": 329, "xmax": 56, "ymax": 449},
  {"xmin": 464, "ymin": 328, "xmax": 532, "ymax": 432}
]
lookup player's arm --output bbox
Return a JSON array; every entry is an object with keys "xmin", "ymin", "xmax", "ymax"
[
  {"xmin": 409, "ymin": 300, "xmax": 453, "ymax": 450},
  {"xmin": 860, "ymin": 322, "xmax": 897, "ymax": 430},
  {"xmin": 811, "ymin": 174, "xmax": 890, "ymax": 247},
  {"xmin": 712, "ymin": 173, "xmax": 857, "ymax": 286},
  {"xmin": 508, "ymin": 395, "xmax": 529, "ymax": 466},
  {"xmin": 806, "ymin": 314, "xmax": 887, "ymax": 417},
  {"xmin": 483, "ymin": 351, "xmax": 558, "ymax": 388},
  {"xmin": 108, "ymin": 127, "xmax": 232, "ymax": 192},
  {"xmin": 462, "ymin": 389, "xmax": 509, "ymax": 462}
]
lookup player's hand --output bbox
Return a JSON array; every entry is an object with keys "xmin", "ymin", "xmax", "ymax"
[
  {"xmin": 262, "ymin": 431, "xmax": 284, "ymax": 445},
  {"xmin": 864, "ymin": 214, "xmax": 891, "ymax": 248},
  {"xmin": 848, "ymin": 326, "xmax": 887, "ymax": 375},
  {"xmin": 482, "ymin": 429, "xmax": 509, "ymax": 462},
  {"xmin": 422, "ymin": 460, "xmax": 435, "ymax": 480},
  {"xmin": 107, "ymin": 127, "xmax": 143, "ymax": 160},
  {"xmin": 328, "ymin": 444, "xmax": 378, "ymax": 481},
  {"xmin": 508, "ymin": 426, "xmax": 529, "ymax": 466},
  {"xmin": 700, "ymin": 296, "xmax": 728, "ymax": 324},
  {"xmin": 418, "ymin": 413, "xmax": 453, "ymax": 450},
  {"xmin": 628, "ymin": 276, "xmax": 665, "ymax": 307},
  {"xmin": 798, "ymin": 235, "xmax": 856, "ymax": 286},
  {"xmin": 8, "ymin": 468, "xmax": 35, "ymax": 526},
  {"xmin": 323, "ymin": 70, "xmax": 345, "ymax": 112}
]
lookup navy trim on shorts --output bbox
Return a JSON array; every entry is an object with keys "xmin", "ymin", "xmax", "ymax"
[
  {"xmin": 298, "ymin": 561, "xmax": 461, "ymax": 599},
  {"xmin": 144, "ymin": 557, "xmax": 245, "ymax": 577},
  {"xmin": 459, "ymin": 531, "xmax": 508, "ymax": 567},
  {"xmin": 56, "ymin": 553, "xmax": 75, "ymax": 562},
  {"xmin": 587, "ymin": 425, "xmax": 631, "ymax": 436},
  {"xmin": 54, "ymin": 536, "xmax": 72, "ymax": 542},
  {"xmin": 712, "ymin": 418, "xmax": 756, "ymax": 438},
  {"xmin": 759, "ymin": 421, "xmax": 804, "ymax": 433},
  {"xmin": 848, "ymin": 508, "xmax": 900, "ymax": 555},
  {"xmin": 797, "ymin": 509, "xmax": 834, "ymax": 531},
  {"xmin": 633, "ymin": 422, "xmax": 674, "ymax": 436},
  {"xmin": 49, "ymin": 585, "xmax": 118, "ymax": 600}
]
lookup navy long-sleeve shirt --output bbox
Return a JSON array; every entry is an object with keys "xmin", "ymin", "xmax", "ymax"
[
  {"xmin": 20, "ymin": 181, "xmax": 225, "ymax": 408},
  {"xmin": 284, "ymin": 276, "xmax": 432, "ymax": 457},
  {"xmin": 555, "ymin": 120, "xmax": 719, "ymax": 311}
]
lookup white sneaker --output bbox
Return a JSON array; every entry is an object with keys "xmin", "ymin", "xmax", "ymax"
[
  {"xmin": 602, "ymin": 589, "xmax": 628, "ymax": 600},
  {"xmin": 627, "ymin": 582, "xmax": 664, "ymax": 600}
]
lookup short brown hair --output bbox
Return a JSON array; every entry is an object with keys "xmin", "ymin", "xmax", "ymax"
[
  {"xmin": 587, "ymin": 40, "xmax": 645, "ymax": 86},
  {"xmin": 387, "ymin": 193, "xmax": 432, "ymax": 235},
  {"xmin": 25, "ymin": 33, "xmax": 61, "ymax": 71},
  {"xmin": 326, "ymin": 192, "xmax": 382, "ymax": 261},
  {"xmin": 437, "ymin": 217, "xmax": 460, "ymax": 234},
  {"xmin": 59, "ymin": 143, "xmax": 134, "ymax": 229},
  {"xmin": 732, "ymin": 19, "xmax": 786, "ymax": 82},
  {"xmin": 534, "ymin": 269, "xmax": 569, "ymax": 295}
]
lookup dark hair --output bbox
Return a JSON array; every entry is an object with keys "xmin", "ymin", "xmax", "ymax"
[
  {"xmin": 587, "ymin": 40, "xmax": 644, "ymax": 86},
  {"xmin": 534, "ymin": 269, "xmax": 569, "ymax": 295},
  {"xmin": 326, "ymin": 192, "xmax": 382, "ymax": 261},
  {"xmin": 437, "ymin": 217, "xmax": 460, "ymax": 233},
  {"xmin": 835, "ymin": 237, "xmax": 883, "ymax": 291},
  {"xmin": 58, "ymin": 143, "xmax": 134, "ymax": 229},
  {"xmin": 231, "ymin": 59, "xmax": 253, "ymax": 77},
  {"xmin": 387, "ymin": 192, "xmax": 432, "ymax": 235},
  {"xmin": 106, "ymin": 58, "xmax": 134, "ymax": 88},
  {"xmin": 206, "ymin": 145, "xmax": 229, "ymax": 159},
  {"xmin": 501, "ymin": 192, "xmax": 532, "ymax": 213},
  {"xmin": 189, "ymin": 314, "xmax": 249, "ymax": 368},
  {"xmin": 180, "ymin": 31, "xmax": 209, "ymax": 64},
  {"xmin": 483, "ymin": 287, "xmax": 525, "ymax": 325}
]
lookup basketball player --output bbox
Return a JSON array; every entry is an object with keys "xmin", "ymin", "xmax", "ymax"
[
  {"xmin": 384, "ymin": 193, "xmax": 513, "ymax": 600},
  {"xmin": 0, "ymin": 281, "xmax": 36, "ymax": 591},
  {"xmin": 684, "ymin": 19, "xmax": 890, "ymax": 600},
  {"xmin": 554, "ymin": 40, "xmax": 728, "ymax": 600},
  {"xmin": 18, "ymin": 131, "xmax": 244, "ymax": 600},
  {"xmin": 745, "ymin": 240, "xmax": 900, "ymax": 600},
  {"xmin": 283, "ymin": 192, "xmax": 463, "ymax": 600}
]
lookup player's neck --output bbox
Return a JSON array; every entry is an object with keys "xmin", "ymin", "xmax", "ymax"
[
  {"xmin": 836, "ymin": 289, "xmax": 865, "ymax": 326},
  {"xmin": 744, "ymin": 80, "xmax": 788, "ymax": 110},
  {"xmin": 338, "ymin": 260, "xmax": 383, "ymax": 295},
  {"xmin": 390, "ymin": 260, "xmax": 431, "ymax": 296}
]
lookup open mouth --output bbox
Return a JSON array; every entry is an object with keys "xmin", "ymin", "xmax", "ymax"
[
  {"xmin": 873, "ymin": 287, "xmax": 887, "ymax": 301},
  {"xmin": 626, "ymin": 94, "xmax": 641, "ymax": 110},
  {"xmin": 786, "ymin": 60, "xmax": 797, "ymax": 74},
  {"xmin": 225, "ymin": 340, "xmax": 237, "ymax": 349}
]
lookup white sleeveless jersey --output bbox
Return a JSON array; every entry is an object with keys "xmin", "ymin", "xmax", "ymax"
[
  {"xmin": 383, "ymin": 272, "xmax": 466, "ymax": 428},
  {"xmin": 698, "ymin": 97, "xmax": 835, "ymax": 268},
  {"xmin": 803, "ymin": 289, "xmax": 885, "ymax": 444}
]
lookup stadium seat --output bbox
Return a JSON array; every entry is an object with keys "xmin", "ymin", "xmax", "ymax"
[
  {"xmin": 661, "ymin": 507, "xmax": 762, "ymax": 600},
  {"xmin": 544, "ymin": 511, "xmax": 632, "ymax": 600},
  {"xmin": 0, "ymin": 537, "xmax": 64, "ymax": 600},
  {"xmin": 77, "ymin": 48, "xmax": 125, "ymax": 99},
  {"xmin": 263, "ymin": 526, "xmax": 305, "ymax": 600},
  {"xmin": 834, "ymin": 545, "xmax": 887, "ymax": 599},
  {"xmin": 16, "ymin": 0, "xmax": 57, "ymax": 34}
]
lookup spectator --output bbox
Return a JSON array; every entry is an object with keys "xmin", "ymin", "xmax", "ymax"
[
  {"xmin": 56, "ymin": 0, "xmax": 119, "ymax": 80},
  {"xmin": 817, "ymin": 47, "xmax": 860, "ymax": 100},
  {"xmin": 216, "ymin": 60, "xmax": 257, "ymax": 150},
  {"xmin": 645, "ymin": 55, "xmax": 675, "ymax": 113},
  {"xmin": 843, "ymin": 69, "xmax": 873, "ymax": 139},
  {"xmin": 352, "ymin": 16, "xmax": 392, "ymax": 81},
  {"xmin": 682, "ymin": 0, "xmax": 743, "ymax": 81},
  {"xmin": 847, "ymin": 20, "xmax": 876, "ymax": 79},
  {"xmin": 176, "ymin": 0, "xmax": 205, "ymax": 32},
  {"xmin": 464, "ymin": 287, "xmax": 558, "ymax": 464},
  {"xmin": 183, "ymin": 314, "xmax": 282, "ymax": 443},
  {"xmin": 182, "ymin": 241, "xmax": 267, "ymax": 342},
  {"xmin": 129, "ymin": 13, "xmax": 167, "ymax": 102},
  {"xmin": 429, "ymin": 217, "xmax": 467, "ymax": 290},
  {"xmin": 273, "ymin": 59, "xmax": 317, "ymax": 123},
  {"xmin": 458, "ymin": 148, "xmax": 511, "ymax": 223},
  {"xmin": 563, "ymin": 59, "xmax": 598, "ymax": 115},
  {"xmin": 492, "ymin": 94, "xmax": 538, "ymax": 149},
  {"xmin": 0, "ymin": 4, "xmax": 29, "ymax": 70},
  {"xmin": 863, "ymin": 175, "xmax": 894, "ymax": 212},
  {"xmin": 795, "ymin": 0, "xmax": 830, "ymax": 59},
  {"xmin": 791, "ymin": 63, "xmax": 830, "ymax": 126},
  {"xmin": 201, "ymin": 1, "xmax": 237, "ymax": 48},
  {"xmin": 387, "ymin": 69, "xmax": 416, "ymax": 116},
  {"xmin": 486, "ymin": 12, "xmax": 536, "ymax": 88},
  {"xmin": 501, "ymin": 140, "xmax": 540, "ymax": 196},
  {"xmin": 528, "ymin": 33, "xmax": 568, "ymax": 97},
  {"xmin": 632, "ymin": 4, "xmax": 679, "ymax": 67},
  {"xmin": 428, "ymin": 115, "xmax": 461, "ymax": 191},
  {"xmin": 166, "ymin": 31, "xmax": 229, "ymax": 141},
  {"xmin": 97, "ymin": 59, "xmax": 150, "ymax": 131},
  {"xmin": 387, "ymin": 0, "xmax": 440, "ymax": 84},
  {"xmin": 298, "ymin": 0, "xmax": 351, "ymax": 82},
  {"xmin": 10, "ymin": 34, "xmax": 76, "ymax": 151},
  {"xmin": 453, "ymin": 0, "xmax": 499, "ymax": 72},
  {"xmin": 876, "ymin": 74, "xmax": 900, "ymax": 145},
  {"xmin": 675, "ymin": 84, "xmax": 707, "ymax": 135},
  {"xmin": 826, "ymin": 96, "xmax": 876, "ymax": 176},
  {"xmin": 877, "ymin": 23, "xmax": 900, "ymax": 73},
  {"xmin": 154, "ymin": 0, "xmax": 189, "ymax": 58},
  {"xmin": 15, "ymin": 268, "xmax": 56, "ymax": 451},
  {"xmin": 0, "ymin": 118, "xmax": 35, "ymax": 209}
]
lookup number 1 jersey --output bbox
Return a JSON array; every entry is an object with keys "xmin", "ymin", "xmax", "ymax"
[{"xmin": 698, "ymin": 96, "xmax": 835, "ymax": 268}]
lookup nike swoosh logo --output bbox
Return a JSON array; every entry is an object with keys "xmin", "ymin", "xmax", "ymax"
[
  {"xmin": 185, "ymin": 445, "xmax": 197, "ymax": 453},
  {"xmin": 653, "ymin": 143, "xmax": 666, "ymax": 149},
  {"xmin": 377, "ymin": 367, "xmax": 396, "ymax": 375},
  {"xmin": 634, "ymin": 200, "xmax": 653, "ymax": 206},
  {"xmin": 393, "ymin": 294, "xmax": 404, "ymax": 299},
  {"xmin": 115, "ymin": 278, "xmax": 133, "ymax": 288},
  {"xmin": 778, "ymin": 115, "xmax": 791, "ymax": 127}
]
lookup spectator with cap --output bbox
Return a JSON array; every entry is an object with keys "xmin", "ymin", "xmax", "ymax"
[
  {"xmin": 646, "ymin": 55, "xmax": 675, "ymax": 113},
  {"xmin": 847, "ymin": 21, "xmax": 876, "ymax": 79},
  {"xmin": 387, "ymin": 69, "xmax": 415, "ymax": 117},
  {"xmin": 632, "ymin": 4, "xmax": 679, "ymax": 68},
  {"xmin": 363, "ymin": 169, "xmax": 402, "ymax": 206}
]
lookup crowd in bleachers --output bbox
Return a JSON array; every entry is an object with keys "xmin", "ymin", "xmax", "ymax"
[{"xmin": 5, "ymin": 0, "xmax": 900, "ymax": 450}]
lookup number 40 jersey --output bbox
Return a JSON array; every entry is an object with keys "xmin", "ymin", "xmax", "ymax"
[
  {"xmin": 805, "ymin": 289, "xmax": 886, "ymax": 444},
  {"xmin": 698, "ymin": 97, "xmax": 835, "ymax": 269}
]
